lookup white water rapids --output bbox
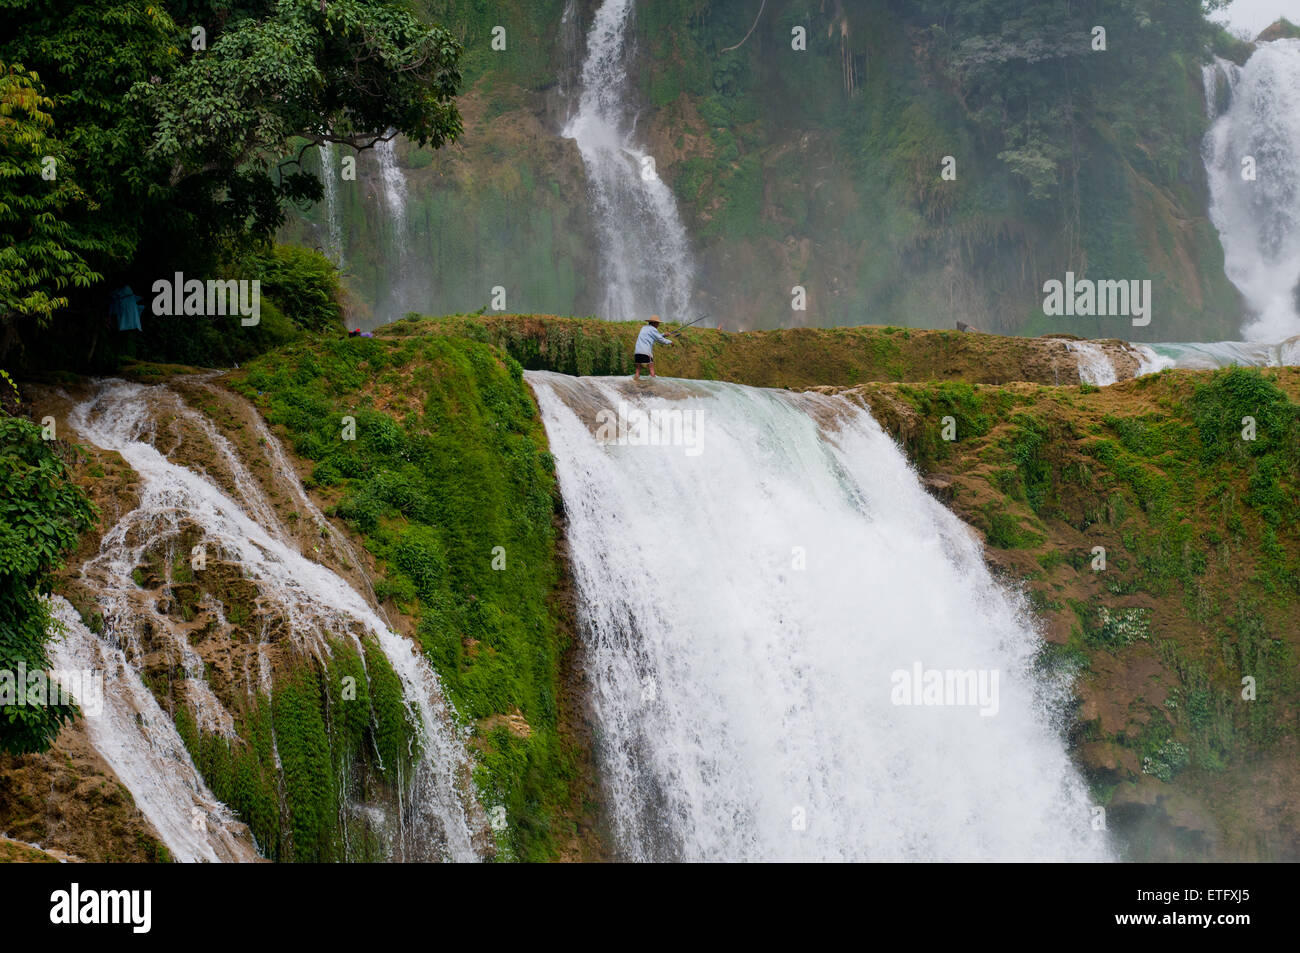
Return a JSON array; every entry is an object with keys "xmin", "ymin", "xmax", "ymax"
[
  {"xmin": 375, "ymin": 134, "xmax": 408, "ymax": 242},
  {"xmin": 1063, "ymin": 340, "xmax": 1120, "ymax": 385},
  {"xmin": 45, "ymin": 594, "xmax": 258, "ymax": 862},
  {"xmin": 528, "ymin": 372, "xmax": 1112, "ymax": 861},
  {"xmin": 371, "ymin": 131, "xmax": 417, "ymax": 321},
  {"xmin": 58, "ymin": 379, "xmax": 482, "ymax": 861}
]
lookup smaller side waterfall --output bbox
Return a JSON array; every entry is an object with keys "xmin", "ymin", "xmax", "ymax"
[
  {"xmin": 374, "ymin": 133, "xmax": 416, "ymax": 320},
  {"xmin": 1202, "ymin": 39, "xmax": 1300, "ymax": 340},
  {"xmin": 1201, "ymin": 56, "xmax": 1240, "ymax": 119},
  {"xmin": 318, "ymin": 143, "xmax": 345, "ymax": 268},
  {"xmin": 1139, "ymin": 337, "xmax": 1300, "ymax": 370},
  {"xmin": 1064, "ymin": 340, "xmax": 1120, "ymax": 385},
  {"xmin": 375, "ymin": 134, "xmax": 409, "ymax": 240},
  {"xmin": 60, "ymin": 379, "xmax": 485, "ymax": 861},
  {"xmin": 563, "ymin": 0, "xmax": 697, "ymax": 321}
]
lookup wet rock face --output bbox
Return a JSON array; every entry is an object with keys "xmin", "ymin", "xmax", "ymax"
[
  {"xmin": 0, "ymin": 730, "xmax": 169, "ymax": 863},
  {"xmin": 1257, "ymin": 18, "xmax": 1300, "ymax": 43},
  {"xmin": 125, "ymin": 527, "xmax": 285, "ymax": 734}
]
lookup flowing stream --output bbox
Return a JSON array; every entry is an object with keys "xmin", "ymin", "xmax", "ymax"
[{"xmin": 318, "ymin": 143, "xmax": 345, "ymax": 268}]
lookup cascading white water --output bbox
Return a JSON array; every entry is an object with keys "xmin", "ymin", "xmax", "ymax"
[
  {"xmin": 1202, "ymin": 39, "xmax": 1300, "ymax": 341},
  {"xmin": 375, "ymin": 132, "xmax": 416, "ymax": 319},
  {"xmin": 1202, "ymin": 56, "xmax": 1239, "ymax": 120},
  {"xmin": 1132, "ymin": 343, "xmax": 1176, "ymax": 376},
  {"xmin": 1064, "ymin": 340, "xmax": 1119, "ymax": 385},
  {"xmin": 318, "ymin": 143, "xmax": 345, "ymax": 268},
  {"xmin": 65, "ymin": 379, "xmax": 483, "ymax": 862},
  {"xmin": 528, "ymin": 372, "xmax": 1111, "ymax": 861},
  {"xmin": 46, "ymin": 595, "xmax": 259, "ymax": 863},
  {"xmin": 1140, "ymin": 337, "xmax": 1300, "ymax": 370},
  {"xmin": 563, "ymin": 0, "xmax": 697, "ymax": 321},
  {"xmin": 557, "ymin": 0, "xmax": 583, "ymax": 124},
  {"xmin": 1112, "ymin": 44, "xmax": 1300, "ymax": 374},
  {"xmin": 375, "ymin": 134, "xmax": 408, "ymax": 240}
]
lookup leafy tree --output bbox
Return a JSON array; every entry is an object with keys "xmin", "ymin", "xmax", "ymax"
[
  {"xmin": 0, "ymin": 406, "xmax": 96, "ymax": 754},
  {"xmin": 0, "ymin": 65, "xmax": 104, "ymax": 325},
  {"xmin": 0, "ymin": 0, "xmax": 463, "ymax": 357},
  {"xmin": 135, "ymin": 0, "xmax": 462, "ymax": 247}
]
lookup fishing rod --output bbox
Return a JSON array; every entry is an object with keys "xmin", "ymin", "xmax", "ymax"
[{"xmin": 668, "ymin": 314, "xmax": 710, "ymax": 336}]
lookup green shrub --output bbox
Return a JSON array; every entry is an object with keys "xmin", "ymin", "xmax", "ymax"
[
  {"xmin": 0, "ymin": 412, "xmax": 96, "ymax": 754},
  {"xmin": 239, "ymin": 333, "xmax": 578, "ymax": 860},
  {"xmin": 248, "ymin": 245, "xmax": 345, "ymax": 334}
]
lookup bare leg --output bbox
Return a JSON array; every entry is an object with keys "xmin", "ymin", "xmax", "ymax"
[{"xmin": 649, "ymin": 361, "xmax": 656, "ymax": 378}]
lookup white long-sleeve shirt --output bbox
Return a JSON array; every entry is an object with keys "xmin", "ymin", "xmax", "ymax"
[{"xmin": 635, "ymin": 324, "xmax": 672, "ymax": 358}]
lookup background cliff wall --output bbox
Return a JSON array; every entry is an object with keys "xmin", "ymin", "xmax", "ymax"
[{"xmin": 285, "ymin": 0, "xmax": 1242, "ymax": 340}]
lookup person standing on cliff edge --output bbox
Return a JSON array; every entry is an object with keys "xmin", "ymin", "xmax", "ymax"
[{"xmin": 633, "ymin": 315, "xmax": 673, "ymax": 380}]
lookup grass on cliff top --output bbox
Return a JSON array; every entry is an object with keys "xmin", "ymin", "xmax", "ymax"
[
  {"xmin": 234, "ymin": 332, "xmax": 582, "ymax": 861},
  {"xmin": 380, "ymin": 312, "xmax": 1107, "ymax": 389}
]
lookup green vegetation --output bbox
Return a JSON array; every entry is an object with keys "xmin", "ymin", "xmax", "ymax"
[
  {"xmin": 1, "ymin": 0, "xmax": 463, "ymax": 369},
  {"xmin": 237, "ymin": 332, "xmax": 579, "ymax": 860},
  {"xmin": 386, "ymin": 313, "xmax": 1120, "ymax": 391},
  {"xmin": 174, "ymin": 638, "xmax": 419, "ymax": 862},
  {"xmin": 420, "ymin": 0, "xmax": 567, "ymax": 89},
  {"xmin": 112, "ymin": 245, "xmax": 348, "ymax": 369},
  {"xmin": 0, "ymin": 403, "xmax": 96, "ymax": 754},
  {"xmin": 0, "ymin": 65, "xmax": 105, "ymax": 323},
  {"xmin": 397, "ymin": 314, "xmax": 632, "ymax": 376},
  {"xmin": 309, "ymin": 0, "xmax": 1241, "ymax": 336},
  {"xmin": 897, "ymin": 381, "xmax": 999, "ymax": 467}
]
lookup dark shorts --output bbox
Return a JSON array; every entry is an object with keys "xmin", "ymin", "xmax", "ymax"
[{"xmin": 634, "ymin": 353, "xmax": 653, "ymax": 365}]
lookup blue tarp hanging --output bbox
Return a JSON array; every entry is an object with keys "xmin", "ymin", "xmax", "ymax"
[{"xmin": 110, "ymin": 285, "xmax": 143, "ymax": 332}]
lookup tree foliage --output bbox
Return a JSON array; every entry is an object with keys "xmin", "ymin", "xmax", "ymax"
[
  {"xmin": 0, "ymin": 0, "xmax": 463, "ymax": 335},
  {"xmin": 0, "ymin": 65, "xmax": 107, "ymax": 322},
  {"xmin": 0, "ymin": 408, "xmax": 97, "ymax": 754}
]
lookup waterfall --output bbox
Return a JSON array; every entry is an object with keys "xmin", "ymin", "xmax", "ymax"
[
  {"xmin": 375, "ymin": 133, "xmax": 415, "ymax": 320},
  {"xmin": 62, "ymin": 379, "xmax": 483, "ymax": 862},
  {"xmin": 563, "ymin": 0, "xmax": 697, "ymax": 321},
  {"xmin": 557, "ymin": 0, "xmax": 583, "ymax": 124},
  {"xmin": 1202, "ymin": 39, "xmax": 1300, "ymax": 341},
  {"xmin": 527, "ymin": 372, "xmax": 1111, "ymax": 861},
  {"xmin": 1132, "ymin": 344, "xmax": 1177, "ymax": 376},
  {"xmin": 375, "ymin": 134, "xmax": 408, "ymax": 240},
  {"xmin": 1201, "ymin": 56, "xmax": 1240, "ymax": 119},
  {"xmin": 46, "ymin": 595, "xmax": 260, "ymax": 863},
  {"xmin": 1121, "ymin": 43, "xmax": 1300, "ymax": 374},
  {"xmin": 1139, "ymin": 337, "xmax": 1300, "ymax": 370},
  {"xmin": 318, "ymin": 143, "xmax": 345, "ymax": 268},
  {"xmin": 1063, "ymin": 340, "xmax": 1119, "ymax": 385}
]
